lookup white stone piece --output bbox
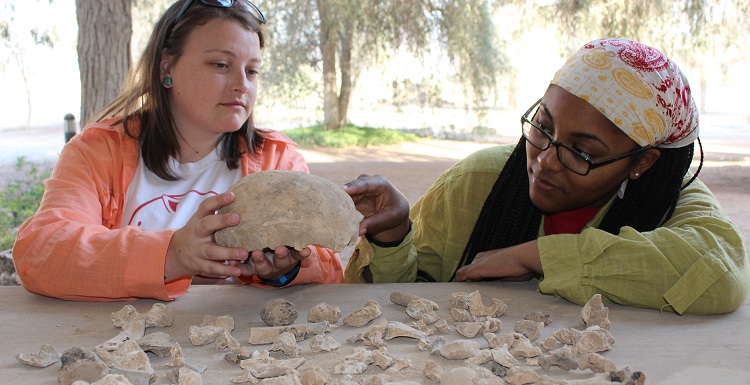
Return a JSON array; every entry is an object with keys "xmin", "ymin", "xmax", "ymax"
[
  {"xmin": 438, "ymin": 339, "xmax": 480, "ymax": 360},
  {"xmin": 216, "ymin": 330, "xmax": 242, "ymax": 351},
  {"xmin": 168, "ymin": 343, "xmax": 186, "ymax": 368},
  {"xmin": 137, "ymin": 332, "xmax": 173, "ymax": 358},
  {"xmin": 58, "ymin": 347, "xmax": 110, "ymax": 385},
  {"xmin": 513, "ymin": 319, "xmax": 545, "ymax": 341},
  {"xmin": 15, "ymin": 344, "xmax": 60, "ymax": 368},
  {"xmin": 189, "ymin": 325, "xmax": 224, "ymax": 346},
  {"xmin": 455, "ymin": 321, "xmax": 483, "ymax": 338},
  {"xmin": 300, "ymin": 366, "xmax": 330, "ymax": 385},
  {"xmin": 95, "ymin": 340, "xmax": 154, "ymax": 375},
  {"xmin": 333, "ymin": 347, "xmax": 374, "ymax": 374},
  {"xmin": 269, "ymin": 332, "xmax": 301, "ymax": 357},
  {"xmin": 309, "ymin": 334, "xmax": 340, "ymax": 352},
  {"xmin": 201, "ymin": 314, "xmax": 235, "ymax": 332}
]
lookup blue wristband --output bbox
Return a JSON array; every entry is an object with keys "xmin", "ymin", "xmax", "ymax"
[{"xmin": 260, "ymin": 261, "xmax": 301, "ymax": 287}]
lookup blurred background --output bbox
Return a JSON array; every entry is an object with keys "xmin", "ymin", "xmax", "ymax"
[
  {"xmin": 1, "ymin": 0, "xmax": 749, "ymax": 150},
  {"xmin": 1, "ymin": 0, "xmax": 749, "ymax": 283}
]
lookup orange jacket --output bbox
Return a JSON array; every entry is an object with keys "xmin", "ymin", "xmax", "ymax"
[{"xmin": 13, "ymin": 119, "xmax": 343, "ymax": 301}]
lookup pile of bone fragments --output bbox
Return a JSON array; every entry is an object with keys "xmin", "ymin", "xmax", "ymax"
[{"xmin": 16, "ymin": 291, "xmax": 645, "ymax": 385}]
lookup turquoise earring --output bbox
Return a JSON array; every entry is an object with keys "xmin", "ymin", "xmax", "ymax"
[{"xmin": 162, "ymin": 76, "xmax": 173, "ymax": 87}]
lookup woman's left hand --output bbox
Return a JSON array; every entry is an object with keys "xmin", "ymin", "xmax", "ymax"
[
  {"xmin": 453, "ymin": 240, "xmax": 543, "ymax": 282},
  {"xmin": 249, "ymin": 245, "xmax": 311, "ymax": 280}
]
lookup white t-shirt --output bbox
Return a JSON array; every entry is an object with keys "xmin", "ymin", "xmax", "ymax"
[{"xmin": 120, "ymin": 148, "xmax": 242, "ymax": 231}]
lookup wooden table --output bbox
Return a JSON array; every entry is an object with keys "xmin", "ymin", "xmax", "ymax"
[{"xmin": 2, "ymin": 282, "xmax": 748, "ymax": 384}]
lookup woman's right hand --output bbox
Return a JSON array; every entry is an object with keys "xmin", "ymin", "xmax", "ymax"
[
  {"xmin": 164, "ymin": 192, "xmax": 252, "ymax": 281},
  {"xmin": 342, "ymin": 174, "xmax": 410, "ymax": 244}
]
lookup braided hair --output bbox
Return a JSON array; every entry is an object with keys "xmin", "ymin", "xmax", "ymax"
[{"xmin": 456, "ymin": 136, "xmax": 702, "ymax": 278}]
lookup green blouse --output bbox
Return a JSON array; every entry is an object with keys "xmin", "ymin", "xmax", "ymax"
[{"xmin": 345, "ymin": 144, "xmax": 750, "ymax": 315}]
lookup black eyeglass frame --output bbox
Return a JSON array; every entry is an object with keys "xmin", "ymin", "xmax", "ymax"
[
  {"xmin": 521, "ymin": 98, "xmax": 654, "ymax": 176},
  {"xmin": 164, "ymin": 0, "xmax": 267, "ymax": 47}
]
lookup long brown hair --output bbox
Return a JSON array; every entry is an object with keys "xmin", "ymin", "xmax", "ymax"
[{"xmin": 91, "ymin": 0, "xmax": 266, "ymax": 180}]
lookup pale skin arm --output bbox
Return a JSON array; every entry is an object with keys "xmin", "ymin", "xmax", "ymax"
[
  {"xmin": 453, "ymin": 240, "xmax": 543, "ymax": 282},
  {"xmin": 164, "ymin": 192, "xmax": 312, "ymax": 281}
]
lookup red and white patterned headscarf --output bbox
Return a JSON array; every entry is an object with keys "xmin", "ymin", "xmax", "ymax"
[{"xmin": 551, "ymin": 38, "xmax": 699, "ymax": 149}]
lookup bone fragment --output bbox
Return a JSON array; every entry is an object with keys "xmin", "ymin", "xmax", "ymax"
[
  {"xmin": 434, "ymin": 319, "xmax": 452, "ymax": 333},
  {"xmin": 609, "ymin": 367, "xmax": 646, "ymax": 385},
  {"xmin": 249, "ymin": 321, "xmax": 335, "ymax": 345},
  {"xmin": 524, "ymin": 311, "xmax": 552, "ymax": 325},
  {"xmin": 390, "ymin": 290, "xmax": 439, "ymax": 310},
  {"xmin": 455, "ymin": 322, "xmax": 483, "ymax": 338},
  {"xmin": 491, "ymin": 344, "xmax": 519, "ymax": 368},
  {"xmin": 334, "ymin": 347, "xmax": 374, "ymax": 374},
  {"xmin": 58, "ymin": 347, "xmax": 109, "ymax": 385},
  {"xmin": 577, "ymin": 352, "xmax": 617, "ymax": 373},
  {"xmin": 386, "ymin": 357, "xmax": 412, "ymax": 374},
  {"xmin": 300, "ymin": 366, "xmax": 330, "ymax": 385},
  {"xmin": 438, "ymin": 339, "xmax": 480, "ymax": 360},
  {"xmin": 539, "ymin": 346, "xmax": 578, "ymax": 371},
  {"xmin": 343, "ymin": 300, "xmax": 382, "ymax": 327},
  {"xmin": 573, "ymin": 326, "xmax": 615, "ymax": 355},
  {"xmin": 372, "ymin": 347, "xmax": 395, "ymax": 369},
  {"xmin": 307, "ymin": 302, "xmax": 341, "ymax": 324},
  {"xmin": 423, "ymin": 360, "xmax": 445, "ymax": 382},
  {"xmin": 580, "ymin": 294, "xmax": 611, "ymax": 330},
  {"xmin": 406, "ymin": 299, "xmax": 440, "ymax": 324},
  {"xmin": 201, "ymin": 314, "xmax": 235, "ymax": 332}
]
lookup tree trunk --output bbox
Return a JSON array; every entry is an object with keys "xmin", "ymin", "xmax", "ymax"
[
  {"xmin": 337, "ymin": 19, "xmax": 354, "ymax": 128},
  {"xmin": 76, "ymin": 0, "xmax": 132, "ymax": 125},
  {"xmin": 317, "ymin": 0, "xmax": 340, "ymax": 130}
]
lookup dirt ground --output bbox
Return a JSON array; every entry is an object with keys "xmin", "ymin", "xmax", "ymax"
[
  {"xmin": 0, "ymin": 128, "xmax": 748, "ymax": 248},
  {"xmin": 300, "ymin": 137, "xmax": 750, "ymax": 248}
]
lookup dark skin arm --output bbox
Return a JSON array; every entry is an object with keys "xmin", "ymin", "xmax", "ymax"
[
  {"xmin": 453, "ymin": 240, "xmax": 543, "ymax": 282},
  {"xmin": 343, "ymin": 174, "xmax": 410, "ymax": 282}
]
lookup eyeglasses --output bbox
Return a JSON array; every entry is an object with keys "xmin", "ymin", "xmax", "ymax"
[
  {"xmin": 165, "ymin": 0, "xmax": 267, "ymax": 47},
  {"xmin": 521, "ymin": 98, "xmax": 653, "ymax": 176}
]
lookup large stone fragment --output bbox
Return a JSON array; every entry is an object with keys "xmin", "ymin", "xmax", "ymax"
[{"xmin": 215, "ymin": 170, "xmax": 363, "ymax": 252}]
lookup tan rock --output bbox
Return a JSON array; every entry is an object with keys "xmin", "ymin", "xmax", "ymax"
[
  {"xmin": 215, "ymin": 170, "xmax": 362, "ymax": 253},
  {"xmin": 261, "ymin": 299, "xmax": 298, "ymax": 327},
  {"xmin": 307, "ymin": 302, "xmax": 341, "ymax": 324}
]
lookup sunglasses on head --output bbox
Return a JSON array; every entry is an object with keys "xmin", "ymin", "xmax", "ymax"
[{"xmin": 165, "ymin": 0, "xmax": 266, "ymax": 46}]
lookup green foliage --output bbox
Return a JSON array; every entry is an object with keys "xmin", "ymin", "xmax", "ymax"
[
  {"xmin": 0, "ymin": 157, "xmax": 49, "ymax": 250},
  {"xmin": 283, "ymin": 124, "xmax": 419, "ymax": 148}
]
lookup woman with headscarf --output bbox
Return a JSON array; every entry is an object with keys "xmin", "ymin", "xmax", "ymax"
[{"xmin": 343, "ymin": 38, "xmax": 749, "ymax": 315}]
